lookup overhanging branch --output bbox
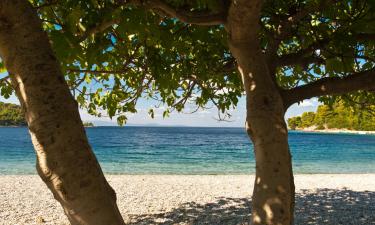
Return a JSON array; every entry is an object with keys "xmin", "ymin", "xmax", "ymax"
[
  {"xmin": 275, "ymin": 39, "xmax": 328, "ymax": 67},
  {"xmin": 276, "ymin": 55, "xmax": 325, "ymax": 68},
  {"xmin": 266, "ymin": 0, "xmax": 334, "ymax": 60},
  {"xmin": 79, "ymin": 0, "xmax": 226, "ymax": 41},
  {"xmin": 80, "ymin": 18, "xmax": 120, "ymax": 41},
  {"xmin": 67, "ymin": 69, "xmax": 127, "ymax": 74},
  {"xmin": 282, "ymin": 68, "xmax": 375, "ymax": 107},
  {"xmin": 138, "ymin": 0, "xmax": 226, "ymax": 25},
  {"xmin": 355, "ymin": 33, "xmax": 375, "ymax": 42},
  {"xmin": 0, "ymin": 75, "xmax": 10, "ymax": 83}
]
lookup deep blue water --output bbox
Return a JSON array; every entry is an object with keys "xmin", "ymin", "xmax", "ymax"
[{"xmin": 0, "ymin": 127, "xmax": 374, "ymax": 174}]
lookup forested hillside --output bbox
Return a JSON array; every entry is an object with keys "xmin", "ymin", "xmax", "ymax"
[
  {"xmin": 288, "ymin": 102, "xmax": 375, "ymax": 131},
  {"xmin": 0, "ymin": 102, "xmax": 26, "ymax": 126}
]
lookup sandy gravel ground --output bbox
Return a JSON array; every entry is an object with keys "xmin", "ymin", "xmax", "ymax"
[{"xmin": 0, "ymin": 174, "xmax": 374, "ymax": 225}]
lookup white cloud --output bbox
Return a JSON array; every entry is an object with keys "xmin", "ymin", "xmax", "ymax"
[{"xmin": 285, "ymin": 98, "xmax": 320, "ymax": 119}]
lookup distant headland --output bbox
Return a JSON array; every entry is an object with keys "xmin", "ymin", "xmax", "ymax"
[
  {"xmin": 288, "ymin": 101, "xmax": 375, "ymax": 134},
  {"xmin": 0, "ymin": 102, "xmax": 93, "ymax": 127},
  {"xmin": 0, "ymin": 102, "xmax": 26, "ymax": 126},
  {"xmin": 83, "ymin": 122, "xmax": 94, "ymax": 127}
]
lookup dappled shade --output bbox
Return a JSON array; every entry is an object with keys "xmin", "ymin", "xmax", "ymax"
[{"xmin": 126, "ymin": 189, "xmax": 375, "ymax": 225}]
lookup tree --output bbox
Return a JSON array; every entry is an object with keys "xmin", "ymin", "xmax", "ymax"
[
  {"xmin": 314, "ymin": 104, "xmax": 332, "ymax": 128},
  {"xmin": 83, "ymin": 122, "xmax": 95, "ymax": 127},
  {"xmin": 0, "ymin": 102, "xmax": 26, "ymax": 126},
  {"xmin": 288, "ymin": 101, "xmax": 375, "ymax": 131},
  {"xmin": 300, "ymin": 112, "xmax": 316, "ymax": 128},
  {"xmin": 0, "ymin": 1, "xmax": 124, "ymax": 224},
  {"xmin": 287, "ymin": 116, "xmax": 301, "ymax": 130},
  {"xmin": 1, "ymin": 0, "xmax": 374, "ymax": 225}
]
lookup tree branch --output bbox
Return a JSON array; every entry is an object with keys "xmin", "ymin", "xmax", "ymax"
[
  {"xmin": 172, "ymin": 81, "xmax": 196, "ymax": 108},
  {"xmin": 67, "ymin": 69, "xmax": 127, "ymax": 74},
  {"xmin": 34, "ymin": 0, "xmax": 58, "ymax": 9},
  {"xmin": 80, "ymin": 18, "xmax": 120, "ymax": 41},
  {"xmin": 282, "ymin": 68, "xmax": 375, "ymax": 107},
  {"xmin": 79, "ymin": 0, "xmax": 226, "ymax": 41},
  {"xmin": 220, "ymin": 58, "xmax": 237, "ymax": 72},
  {"xmin": 266, "ymin": 0, "xmax": 334, "ymax": 59},
  {"xmin": 0, "ymin": 75, "xmax": 10, "ymax": 84},
  {"xmin": 276, "ymin": 0, "xmax": 336, "ymax": 41},
  {"xmin": 276, "ymin": 54, "xmax": 325, "ymax": 68},
  {"xmin": 139, "ymin": 0, "xmax": 226, "ymax": 26},
  {"xmin": 266, "ymin": 7, "xmax": 312, "ymax": 57},
  {"xmin": 355, "ymin": 33, "xmax": 375, "ymax": 42},
  {"xmin": 275, "ymin": 37, "xmax": 330, "ymax": 68},
  {"xmin": 80, "ymin": 0, "xmax": 225, "ymax": 41}
]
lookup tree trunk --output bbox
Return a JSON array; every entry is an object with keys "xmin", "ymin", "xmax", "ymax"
[
  {"xmin": 246, "ymin": 84, "xmax": 295, "ymax": 225},
  {"xmin": 0, "ymin": 1, "xmax": 125, "ymax": 224},
  {"xmin": 226, "ymin": 1, "xmax": 295, "ymax": 224}
]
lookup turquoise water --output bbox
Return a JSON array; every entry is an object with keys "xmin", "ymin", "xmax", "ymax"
[{"xmin": 0, "ymin": 127, "xmax": 374, "ymax": 174}]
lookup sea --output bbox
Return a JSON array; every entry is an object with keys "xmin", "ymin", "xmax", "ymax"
[{"xmin": 0, "ymin": 126, "xmax": 374, "ymax": 175}]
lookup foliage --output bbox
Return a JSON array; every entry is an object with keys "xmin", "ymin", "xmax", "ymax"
[
  {"xmin": 24, "ymin": 0, "xmax": 242, "ymax": 125},
  {"xmin": 262, "ymin": 0, "xmax": 375, "ymax": 89},
  {"xmin": 0, "ymin": 102, "xmax": 26, "ymax": 126},
  {"xmin": 287, "ymin": 116, "xmax": 301, "ymax": 130},
  {"xmin": 287, "ymin": 101, "xmax": 375, "ymax": 131},
  {"xmin": 300, "ymin": 112, "xmax": 316, "ymax": 128},
  {"xmin": 83, "ymin": 122, "xmax": 94, "ymax": 127},
  {"xmin": 0, "ymin": 0, "xmax": 373, "ymax": 124}
]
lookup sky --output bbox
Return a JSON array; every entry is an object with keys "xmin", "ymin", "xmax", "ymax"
[{"xmin": 0, "ymin": 94, "xmax": 319, "ymax": 127}]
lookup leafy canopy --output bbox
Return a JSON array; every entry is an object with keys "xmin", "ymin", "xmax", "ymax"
[
  {"xmin": 0, "ymin": 0, "xmax": 374, "ymax": 124},
  {"xmin": 31, "ymin": 0, "xmax": 241, "ymax": 125}
]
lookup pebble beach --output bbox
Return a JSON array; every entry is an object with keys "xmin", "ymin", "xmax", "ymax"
[{"xmin": 1, "ymin": 174, "xmax": 374, "ymax": 225}]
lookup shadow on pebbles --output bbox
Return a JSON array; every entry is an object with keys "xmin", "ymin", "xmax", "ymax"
[{"xmin": 125, "ymin": 189, "xmax": 375, "ymax": 225}]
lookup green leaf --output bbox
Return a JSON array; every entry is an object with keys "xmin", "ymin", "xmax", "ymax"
[
  {"xmin": 326, "ymin": 58, "xmax": 344, "ymax": 73},
  {"xmin": 117, "ymin": 115, "xmax": 127, "ymax": 126},
  {"xmin": 163, "ymin": 110, "xmax": 169, "ymax": 118},
  {"xmin": 148, "ymin": 109, "xmax": 154, "ymax": 119},
  {"xmin": 0, "ymin": 60, "xmax": 6, "ymax": 73}
]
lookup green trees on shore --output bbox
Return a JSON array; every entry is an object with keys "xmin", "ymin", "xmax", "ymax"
[
  {"xmin": 288, "ymin": 102, "xmax": 375, "ymax": 131},
  {"xmin": 0, "ymin": 102, "xmax": 95, "ymax": 127},
  {"xmin": 0, "ymin": 102, "xmax": 26, "ymax": 126},
  {"xmin": 83, "ymin": 122, "xmax": 94, "ymax": 127}
]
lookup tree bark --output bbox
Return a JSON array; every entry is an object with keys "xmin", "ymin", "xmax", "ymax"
[
  {"xmin": 226, "ymin": 1, "xmax": 295, "ymax": 224},
  {"xmin": 0, "ymin": 1, "xmax": 125, "ymax": 224}
]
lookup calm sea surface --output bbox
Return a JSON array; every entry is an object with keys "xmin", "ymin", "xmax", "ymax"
[{"xmin": 0, "ymin": 127, "xmax": 374, "ymax": 174}]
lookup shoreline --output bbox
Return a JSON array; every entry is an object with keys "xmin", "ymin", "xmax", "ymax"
[
  {"xmin": 1, "ymin": 174, "xmax": 374, "ymax": 224},
  {"xmin": 293, "ymin": 128, "xmax": 375, "ymax": 135},
  {"xmin": 2, "ymin": 125, "xmax": 375, "ymax": 135},
  {"xmin": 2, "ymin": 172, "xmax": 375, "ymax": 176}
]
